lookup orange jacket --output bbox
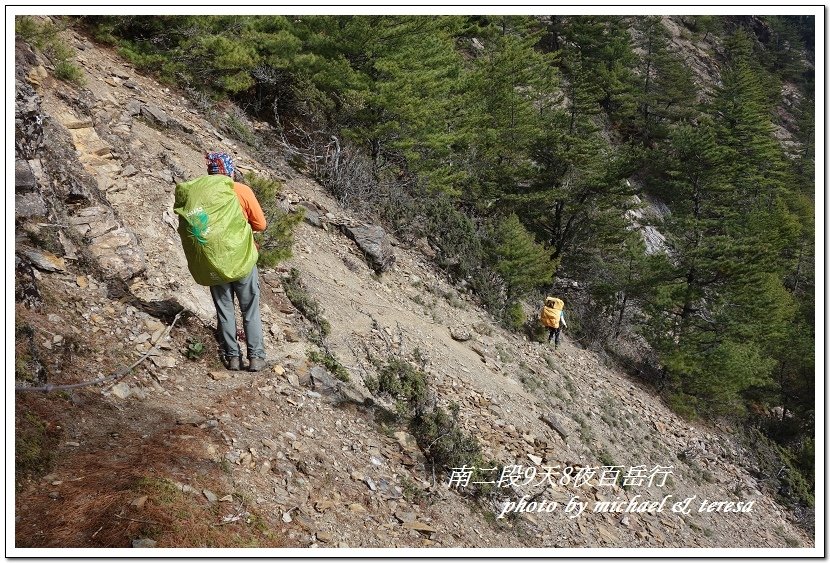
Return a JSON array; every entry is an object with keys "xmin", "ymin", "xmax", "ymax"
[{"xmin": 232, "ymin": 182, "xmax": 267, "ymax": 232}]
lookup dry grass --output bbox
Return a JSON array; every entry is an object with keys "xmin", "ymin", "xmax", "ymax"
[
  {"xmin": 15, "ymin": 391, "xmax": 285, "ymax": 548},
  {"xmin": 14, "ymin": 283, "xmax": 285, "ymax": 548},
  {"xmin": 129, "ymin": 477, "xmax": 284, "ymax": 548}
]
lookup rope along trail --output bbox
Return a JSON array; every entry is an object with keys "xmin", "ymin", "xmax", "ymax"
[{"xmin": 15, "ymin": 312, "xmax": 183, "ymax": 394}]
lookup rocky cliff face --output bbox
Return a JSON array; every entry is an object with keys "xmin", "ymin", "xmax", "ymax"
[{"xmin": 13, "ymin": 22, "xmax": 813, "ymax": 551}]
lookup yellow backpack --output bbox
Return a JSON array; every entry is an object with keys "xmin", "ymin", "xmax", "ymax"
[{"xmin": 540, "ymin": 297, "xmax": 564, "ymax": 328}]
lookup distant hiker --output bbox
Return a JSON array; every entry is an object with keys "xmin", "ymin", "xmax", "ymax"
[
  {"xmin": 174, "ymin": 151, "xmax": 268, "ymax": 372},
  {"xmin": 540, "ymin": 296, "xmax": 567, "ymax": 349}
]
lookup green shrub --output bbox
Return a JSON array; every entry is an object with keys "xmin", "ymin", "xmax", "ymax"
[
  {"xmin": 667, "ymin": 392, "xmax": 700, "ymax": 421},
  {"xmin": 16, "ymin": 16, "xmax": 84, "ymax": 85},
  {"xmin": 367, "ymin": 357, "xmax": 428, "ymax": 410},
  {"xmin": 486, "ymin": 214, "xmax": 556, "ymax": 300},
  {"xmin": 117, "ymin": 44, "xmax": 181, "ymax": 82},
  {"xmin": 185, "ymin": 339, "xmax": 205, "ymax": 360},
  {"xmin": 410, "ymin": 402, "xmax": 483, "ymax": 473},
  {"xmin": 244, "ymin": 173, "xmax": 304, "ymax": 268},
  {"xmin": 16, "ymin": 410, "xmax": 60, "ymax": 482},
  {"xmin": 504, "ymin": 301, "xmax": 525, "ymax": 331},
  {"xmin": 227, "ymin": 112, "xmax": 257, "ymax": 146},
  {"xmin": 15, "ymin": 16, "xmax": 45, "ymax": 44},
  {"xmin": 54, "ymin": 60, "xmax": 84, "ymax": 84},
  {"xmin": 364, "ymin": 355, "xmax": 495, "ymax": 497},
  {"xmin": 282, "ymin": 268, "xmax": 330, "ymax": 341},
  {"xmin": 307, "ymin": 350, "xmax": 350, "ymax": 381}
]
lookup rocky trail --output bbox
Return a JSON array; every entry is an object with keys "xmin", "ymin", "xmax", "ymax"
[{"xmin": 13, "ymin": 22, "xmax": 813, "ymax": 551}]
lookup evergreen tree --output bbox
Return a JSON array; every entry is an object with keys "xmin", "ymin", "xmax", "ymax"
[
  {"xmin": 712, "ymin": 30, "xmax": 790, "ymax": 209},
  {"xmin": 586, "ymin": 230, "xmax": 668, "ymax": 341},
  {"xmin": 557, "ymin": 16, "xmax": 640, "ymax": 129},
  {"xmin": 374, "ymin": 20, "xmax": 469, "ymax": 193},
  {"xmin": 642, "ymin": 25, "xmax": 809, "ymax": 415},
  {"xmin": 632, "ymin": 16, "xmax": 698, "ymax": 144},
  {"xmin": 461, "ymin": 15, "xmax": 559, "ymax": 204},
  {"xmin": 332, "ymin": 16, "xmax": 469, "ymax": 192},
  {"xmin": 487, "ymin": 213, "xmax": 556, "ymax": 300}
]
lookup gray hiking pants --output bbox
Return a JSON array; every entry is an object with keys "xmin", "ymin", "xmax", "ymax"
[{"xmin": 210, "ymin": 265, "xmax": 265, "ymax": 360}]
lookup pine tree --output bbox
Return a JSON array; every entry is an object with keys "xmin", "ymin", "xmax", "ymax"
[
  {"xmin": 461, "ymin": 15, "xmax": 559, "ymax": 204},
  {"xmin": 346, "ymin": 16, "xmax": 469, "ymax": 193},
  {"xmin": 487, "ymin": 213, "xmax": 556, "ymax": 300},
  {"xmin": 711, "ymin": 30, "xmax": 790, "ymax": 209},
  {"xmin": 641, "ymin": 25, "xmax": 810, "ymax": 415},
  {"xmin": 557, "ymin": 16, "xmax": 640, "ymax": 128},
  {"xmin": 632, "ymin": 16, "xmax": 698, "ymax": 144},
  {"xmin": 586, "ymin": 230, "xmax": 668, "ymax": 341}
]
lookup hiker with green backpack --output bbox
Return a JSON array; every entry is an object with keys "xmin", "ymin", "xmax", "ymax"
[{"xmin": 174, "ymin": 151, "xmax": 267, "ymax": 372}]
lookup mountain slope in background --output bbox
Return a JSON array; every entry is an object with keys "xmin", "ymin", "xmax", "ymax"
[{"xmin": 13, "ymin": 22, "xmax": 814, "ymax": 550}]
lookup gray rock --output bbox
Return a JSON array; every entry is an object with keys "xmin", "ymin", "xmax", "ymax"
[
  {"xmin": 309, "ymin": 366, "xmax": 340, "ymax": 396},
  {"xmin": 87, "ymin": 227, "xmax": 146, "ymax": 281},
  {"xmin": 343, "ymin": 224, "xmax": 396, "ymax": 274},
  {"xmin": 63, "ymin": 116, "xmax": 94, "ymax": 130},
  {"xmin": 395, "ymin": 510, "xmax": 417, "ymax": 524},
  {"xmin": 149, "ymin": 355, "xmax": 177, "ymax": 368},
  {"xmin": 298, "ymin": 202, "xmax": 323, "ymax": 228},
  {"xmin": 140, "ymin": 104, "xmax": 169, "ymax": 127},
  {"xmin": 15, "ymin": 91, "xmax": 44, "ymax": 159},
  {"xmin": 402, "ymin": 521, "xmax": 437, "ymax": 535},
  {"xmin": 450, "ymin": 327, "xmax": 472, "ymax": 342},
  {"xmin": 70, "ymin": 206, "xmax": 118, "ymax": 239},
  {"xmin": 132, "ymin": 538, "xmax": 157, "ymax": 548},
  {"xmin": 176, "ymin": 416, "xmax": 205, "ymax": 426},
  {"xmin": 18, "ymin": 247, "xmax": 66, "ymax": 272},
  {"xmin": 125, "ymin": 100, "xmax": 142, "ymax": 116},
  {"xmin": 59, "ymin": 232, "xmax": 78, "ymax": 260},
  {"xmin": 15, "ymin": 159, "xmax": 37, "ymax": 192},
  {"xmin": 285, "ymin": 371, "xmax": 300, "ymax": 387},
  {"xmin": 111, "ymin": 382, "xmax": 132, "ymax": 399},
  {"xmin": 122, "ymin": 164, "xmax": 138, "ymax": 177},
  {"xmin": 177, "ymin": 121, "xmax": 195, "ymax": 134},
  {"xmin": 394, "ymin": 431, "xmax": 419, "ymax": 452},
  {"xmin": 376, "ymin": 478, "xmax": 403, "ymax": 499},
  {"xmin": 203, "ymin": 489, "xmax": 218, "ymax": 503},
  {"xmin": 541, "ymin": 414, "xmax": 569, "ymax": 440},
  {"xmin": 15, "ymin": 192, "xmax": 47, "ymax": 218}
]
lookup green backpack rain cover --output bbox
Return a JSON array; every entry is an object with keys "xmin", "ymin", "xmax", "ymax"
[{"xmin": 174, "ymin": 175, "xmax": 258, "ymax": 286}]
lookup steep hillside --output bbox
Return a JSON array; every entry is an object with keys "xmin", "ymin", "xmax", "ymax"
[{"xmin": 13, "ymin": 23, "xmax": 813, "ymax": 551}]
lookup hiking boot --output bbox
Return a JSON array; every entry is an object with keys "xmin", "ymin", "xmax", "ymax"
[
  {"xmin": 248, "ymin": 357, "xmax": 266, "ymax": 372},
  {"xmin": 227, "ymin": 356, "xmax": 241, "ymax": 371}
]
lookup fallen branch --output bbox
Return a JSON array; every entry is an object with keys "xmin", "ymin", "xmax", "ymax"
[{"xmin": 15, "ymin": 311, "xmax": 183, "ymax": 394}]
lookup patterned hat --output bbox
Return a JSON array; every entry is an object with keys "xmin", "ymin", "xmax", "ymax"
[{"xmin": 205, "ymin": 151, "xmax": 235, "ymax": 178}]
